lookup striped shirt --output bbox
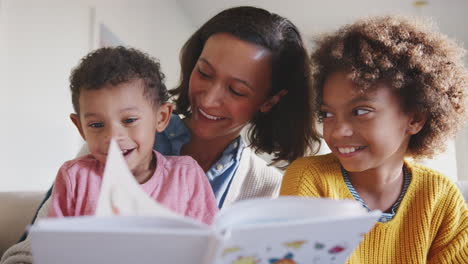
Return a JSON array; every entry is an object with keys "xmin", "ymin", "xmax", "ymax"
[{"xmin": 341, "ymin": 166, "xmax": 412, "ymax": 222}]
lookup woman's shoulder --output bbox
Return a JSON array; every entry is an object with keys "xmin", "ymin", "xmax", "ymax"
[
  {"xmin": 225, "ymin": 147, "xmax": 282, "ymax": 203},
  {"xmin": 240, "ymin": 147, "xmax": 282, "ymax": 177},
  {"xmin": 159, "ymin": 114, "xmax": 189, "ymax": 137}
]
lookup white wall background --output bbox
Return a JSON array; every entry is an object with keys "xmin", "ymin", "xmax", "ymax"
[{"xmin": 0, "ymin": 0, "xmax": 193, "ymax": 191}]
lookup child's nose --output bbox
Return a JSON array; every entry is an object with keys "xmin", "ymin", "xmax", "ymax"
[
  {"xmin": 331, "ymin": 120, "xmax": 354, "ymax": 138},
  {"xmin": 105, "ymin": 124, "xmax": 126, "ymax": 142}
]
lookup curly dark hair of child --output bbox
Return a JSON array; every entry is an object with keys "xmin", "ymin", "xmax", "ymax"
[
  {"xmin": 70, "ymin": 46, "xmax": 168, "ymax": 114},
  {"xmin": 311, "ymin": 15, "xmax": 468, "ymax": 159},
  {"xmin": 170, "ymin": 6, "xmax": 321, "ymax": 165}
]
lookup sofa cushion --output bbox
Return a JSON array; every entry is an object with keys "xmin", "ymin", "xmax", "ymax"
[{"xmin": 0, "ymin": 191, "xmax": 44, "ymax": 257}]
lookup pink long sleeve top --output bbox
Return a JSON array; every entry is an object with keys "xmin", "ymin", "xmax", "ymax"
[{"xmin": 48, "ymin": 151, "xmax": 218, "ymax": 225}]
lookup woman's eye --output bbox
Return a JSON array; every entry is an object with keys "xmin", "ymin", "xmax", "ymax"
[
  {"xmin": 354, "ymin": 109, "xmax": 371, "ymax": 116},
  {"xmin": 229, "ymin": 86, "xmax": 246, "ymax": 97},
  {"xmin": 197, "ymin": 68, "xmax": 211, "ymax": 78},
  {"xmin": 123, "ymin": 118, "xmax": 138, "ymax": 124},
  {"xmin": 89, "ymin": 122, "xmax": 103, "ymax": 128}
]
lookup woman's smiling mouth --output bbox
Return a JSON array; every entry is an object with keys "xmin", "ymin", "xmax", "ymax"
[{"xmin": 198, "ymin": 108, "xmax": 224, "ymax": 120}]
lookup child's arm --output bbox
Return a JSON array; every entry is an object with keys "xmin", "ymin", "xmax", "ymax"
[
  {"xmin": 47, "ymin": 163, "xmax": 75, "ymax": 218},
  {"xmin": 427, "ymin": 185, "xmax": 468, "ymax": 263}
]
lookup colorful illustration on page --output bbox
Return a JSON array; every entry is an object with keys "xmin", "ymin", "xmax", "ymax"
[
  {"xmin": 221, "ymin": 238, "xmax": 352, "ymax": 264},
  {"xmin": 223, "ymin": 247, "xmax": 242, "ymax": 257},
  {"xmin": 283, "ymin": 240, "xmax": 306, "ymax": 249},
  {"xmin": 269, "ymin": 252, "xmax": 296, "ymax": 264},
  {"xmin": 232, "ymin": 256, "xmax": 260, "ymax": 264}
]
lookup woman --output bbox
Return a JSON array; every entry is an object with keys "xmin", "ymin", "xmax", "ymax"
[
  {"xmin": 157, "ymin": 6, "xmax": 320, "ymax": 207},
  {"xmin": 1, "ymin": 6, "xmax": 320, "ymax": 264}
]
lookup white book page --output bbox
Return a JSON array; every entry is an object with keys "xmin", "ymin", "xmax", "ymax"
[
  {"xmin": 33, "ymin": 215, "xmax": 207, "ymax": 232},
  {"xmin": 30, "ymin": 226, "xmax": 215, "ymax": 264},
  {"xmin": 95, "ymin": 139, "xmax": 189, "ymax": 220},
  {"xmin": 211, "ymin": 197, "xmax": 381, "ymax": 264},
  {"xmin": 214, "ymin": 196, "xmax": 371, "ymax": 230},
  {"xmin": 214, "ymin": 212, "xmax": 380, "ymax": 264}
]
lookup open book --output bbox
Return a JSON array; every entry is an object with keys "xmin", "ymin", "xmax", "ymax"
[{"xmin": 30, "ymin": 140, "xmax": 381, "ymax": 264}]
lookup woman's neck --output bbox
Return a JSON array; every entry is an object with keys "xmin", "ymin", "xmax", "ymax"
[{"xmin": 182, "ymin": 134, "xmax": 238, "ymax": 172}]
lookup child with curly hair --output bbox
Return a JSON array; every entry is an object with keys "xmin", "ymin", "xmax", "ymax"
[
  {"xmin": 281, "ymin": 16, "xmax": 468, "ymax": 263},
  {"xmin": 48, "ymin": 46, "xmax": 217, "ymax": 224}
]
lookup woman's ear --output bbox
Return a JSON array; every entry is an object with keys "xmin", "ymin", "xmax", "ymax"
[
  {"xmin": 260, "ymin": 89, "xmax": 288, "ymax": 113},
  {"xmin": 407, "ymin": 112, "xmax": 427, "ymax": 135},
  {"xmin": 155, "ymin": 103, "xmax": 173, "ymax": 132},
  {"xmin": 70, "ymin": 113, "xmax": 86, "ymax": 140}
]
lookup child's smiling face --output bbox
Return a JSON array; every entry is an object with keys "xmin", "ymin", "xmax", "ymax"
[
  {"xmin": 71, "ymin": 79, "xmax": 171, "ymax": 182},
  {"xmin": 320, "ymin": 71, "xmax": 424, "ymax": 173}
]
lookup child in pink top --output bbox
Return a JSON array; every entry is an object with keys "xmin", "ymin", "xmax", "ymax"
[{"xmin": 47, "ymin": 46, "xmax": 218, "ymax": 225}]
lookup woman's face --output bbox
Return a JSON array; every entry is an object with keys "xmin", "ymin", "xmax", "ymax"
[{"xmin": 187, "ymin": 33, "xmax": 275, "ymax": 142}]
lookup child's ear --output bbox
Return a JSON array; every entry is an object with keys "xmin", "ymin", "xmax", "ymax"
[
  {"xmin": 259, "ymin": 89, "xmax": 288, "ymax": 113},
  {"xmin": 406, "ymin": 112, "xmax": 427, "ymax": 135},
  {"xmin": 70, "ymin": 113, "xmax": 86, "ymax": 140},
  {"xmin": 155, "ymin": 103, "xmax": 173, "ymax": 132}
]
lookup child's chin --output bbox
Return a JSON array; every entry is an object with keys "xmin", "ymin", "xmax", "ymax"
[{"xmin": 339, "ymin": 161, "xmax": 367, "ymax": 173}]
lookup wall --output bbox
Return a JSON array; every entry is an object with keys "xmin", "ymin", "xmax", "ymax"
[{"xmin": 0, "ymin": 0, "xmax": 193, "ymax": 191}]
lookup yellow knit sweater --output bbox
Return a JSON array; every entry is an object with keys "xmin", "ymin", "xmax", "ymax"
[{"xmin": 280, "ymin": 154, "xmax": 468, "ymax": 264}]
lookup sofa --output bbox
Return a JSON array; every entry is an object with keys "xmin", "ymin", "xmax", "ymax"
[
  {"xmin": 0, "ymin": 192, "xmax": 44, "ymax": 257},
  {"xmin": 1, "ymin": 182, "xmax": 468, "ymax": 257}
]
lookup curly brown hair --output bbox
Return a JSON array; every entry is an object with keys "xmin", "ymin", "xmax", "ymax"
[
  {"xmin": 311, "ymin": 15, "xmax": 468, "ymax": 159},
  {"xmin": 70, "ymin": 46, "xmax": 168, "ymax": 114}
]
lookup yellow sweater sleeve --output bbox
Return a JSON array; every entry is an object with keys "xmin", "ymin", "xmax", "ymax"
[
  {"xmin": 280, "ymin": 154, "xmax": 345, "ymax": 198},
  {"xmin": 280, "ymin": 157, "xmax": 320, "ymax": 197},
  {"xmin": 427, "ymin": 182, "xmax": 468, "ymax": 263}
]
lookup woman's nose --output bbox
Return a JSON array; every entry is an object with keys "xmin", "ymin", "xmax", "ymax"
[{"xmin": 201, "ymin": 83, "xmax": 223, "ymax": 107}]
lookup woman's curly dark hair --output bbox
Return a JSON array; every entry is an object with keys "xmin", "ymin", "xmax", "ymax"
[
  {"xmin": 170, "ymin": 6, "xmax": 321, "ymax": 165},
  {"xmin": 311, "ymin": 15, "xmax": 468, "ymax": 159},
  {"xmin": 70, "ymin": 46, "xmax": 168, "ymax": 114}
]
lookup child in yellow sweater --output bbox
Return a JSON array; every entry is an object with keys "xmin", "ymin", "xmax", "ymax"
[{"xmin": 281, "ymin": 16, "xmax": 468, "ymax": 263}]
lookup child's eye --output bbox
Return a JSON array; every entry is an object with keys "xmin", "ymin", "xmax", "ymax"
[
  {"xmin": 123, "ymin": 118, "xmax": 138, "ymax": 124},
  {"xmin": 89, "ymin": 122, "xmax": 104, "ymax": 128},
  {"xmin": 229, "ymin": 86, "xmax": 246, "ymax": 97},
  {"xmin": 319, "ymin": 111, "xmax": 333, "ymax": 118},
  {"xmin": 318, "ymin": 111, "xmax": 333, "ymax": 122},
  {"xmin": 353, "ymin": 109, "xmax": 371, "ymax": 116}
]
